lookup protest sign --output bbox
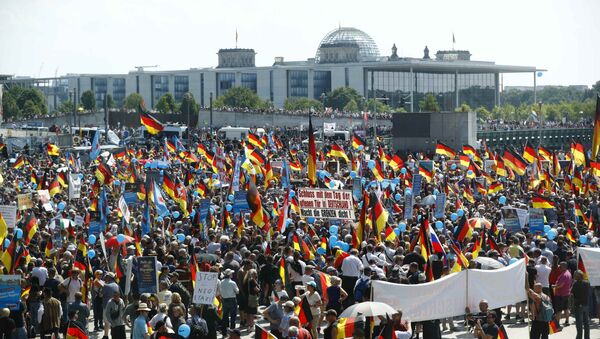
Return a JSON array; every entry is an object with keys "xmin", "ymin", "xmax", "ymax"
[
  {"xmin": 516, "ymin": 208, "xmax": 529, "ymax": 228},
  {"xmin": 578, "ymin": 248, "xmax": 600, "ymax": 286},
  {"xmin": 0, "ymin": 205, "xmax": 17, "ymax": 228},
  {"xmin": 17, "ymin": 194, "xmax": 33, "ymax": 210},
  {"xmin": 74, "ymin": 215, "xmax": 84, "ymax": 227},
  {"xmin": 434, "ymin": 193, "xmax": 446, "ymax": 219},
  {"xmin": 199, "ymin": 199, "xmax": 211, "ymax": 222},
  {"xmin": 192, "ymin": 272, "xmax": 219, "ymax": 305},
  {"xmin": 0, "ymin": 275, "xmax": 21, "ymax": 310},
  {"xmin": 37, "ymin": 190, "xmax": 50, "ymax": 204},
  {"xmin": 123, "ymin": 191, "xmax": 140, "ymax": 205},
  {"xmin": 404, "ymin": 193, "xmax": 413, "ymax": 221},
  {"xmin": 412, "ymin": 174, "xmax": 423, "ymax": 197},
  {"xmin": 68, "ymin": 173, "xmax": 81, "ymax": 199},
  {"xmin": 89, "ymin": 221, "xmax": 102, "ymax": 236},
  {"xmin": 501, "ymin": 207, "xmax": 521, "ymax": 233},
  {"xmin": 352, "ymin": 178, "xmax": 362, "ymax": 200},
  {"xmin": 137, "ymin": 256, "xmax": 158, "ymax": 294},
  {"xmin": 233, "ymin": 191, "xmax": 249, "ymax": 214},
  {"xmin": 297, "ymin": 188, "xmax": 355, "ymax": 220},
  {"xmin": 528, "ymin": 208, "xmax": 545, "ymax": 234}
]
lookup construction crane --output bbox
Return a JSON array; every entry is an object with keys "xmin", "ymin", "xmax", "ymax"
[{"xmin": 134, "ymin": 65, "xmax": 159, "ymax": 72}]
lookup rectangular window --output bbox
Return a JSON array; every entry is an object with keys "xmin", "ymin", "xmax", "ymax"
[
  {"xmin": 313, "ymin": 71, "xmax": 331, "ymax": 99},
  {"xmin": 112, "ymin": 78, "xmax": 126, "ymax": 106},
  {"xmin": 241, "ymin": 73, "xmax": 257, "ymax": 93},
  {"xmin": 92, "ymin": 78, "xmax": 107, "ymax": 108},
  {"xmin": 217, "ymin": 73, "xmax": 235, "ymax": 97},
  {"xmin": 153, "ymin": 75, "xmax": 169, "ymax": 106},
  {"xmin": 174, "ymin": 75, "xmax": 189, "ymax": 101},
  {"xmin": 457, "ymin": 73, "xmax": 496, "ymax": 110},
  {"xmin": 287, "ymin": 70, "xmax": 308, "ymax": 98}
]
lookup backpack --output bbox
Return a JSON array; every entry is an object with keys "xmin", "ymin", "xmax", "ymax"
[
  {"xmin": 354, "ymin": 277, "xmax": 371, "ymax": 302},
  {"xmin": 538, "ymin": 297, "xmax": 554, "ymax": 322}
]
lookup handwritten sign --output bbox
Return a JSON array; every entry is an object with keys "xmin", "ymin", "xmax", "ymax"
[
  {"xmin": 68, "ymin": 173, "xmax": 81, "ymax": 199},
  {"xmin": 0, "ymin": 205, "xmax": 17, "ymax": 228},
  {"xmin": 17, "ymin": 194, "xmax": 33, "ymax": 210},
  {"xmin": 297, "ymin": 188, "xmax": 355, "ymax": 220},
  {"xmin": 192, "ymin": 272, "xmax": 219, "ymax": 305}
]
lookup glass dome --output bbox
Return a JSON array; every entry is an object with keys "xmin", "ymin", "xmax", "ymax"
[{"xmin": 316, "ymin": 27, "xmax": 380, "ymax": 62}]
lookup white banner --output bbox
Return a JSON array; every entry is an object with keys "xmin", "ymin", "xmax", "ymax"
[
  {"xmin": 578, "ymin": 247, "xmax": 600, "ymax": 286},
  {"xmin": 0, "ymin": 205, "xmax": 17, "ymax": 228},
  {"xmin": 323, "ymin": 122, "xmax": 336, "ymax": 132},
  {"xmin": 118, "ymin": 195, "xmax": 130, "ymax": 222},
  {"xmin": 372, "ymin": 259, "xmax": 527, "ymax": 322},
  {"xmin": 192, "ymin": 272, "xmax": 219, "ymax": 305},
  {"xmin": 297, "ymin": 188, "xmax": 355, "ymax": 220},
  {"xmin": 69, "ymin": 174, "xmax": 82, "ymax": 199}
]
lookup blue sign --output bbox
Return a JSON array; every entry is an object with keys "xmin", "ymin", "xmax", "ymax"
[
  {"xmin": 404, "ymin": 193, "xmax": 413, "ymax": 221},
  {"xmin": 529, "ymin": 208, "xmax": 545, "ymax": 234},
  {"xmin": 434, "ymin": 193, "xmax": 446, "ymax": 219},
  {"xmin": 233, "ymin": 190, "xmax": 250, "ymax": 214},
  {"xmin": 136, "ymin": 257, "xmax": 158, "ymax": 294},
  {"xmin": 88, "ymin": 221, "xmax": 102, "ymax": 236},
  {"xmin": 501, "ymin": 208, "xmax": 522, "ymax": 233},
  {"xmin": 412, "ymin": 174, "xmax": 423, "ymax": 197},
  {"xmin": 0, "ymin": 275, "xmax": 21, "ymax": 310},
  {"xmin": 123, "ymin": 191, "xmax": 140, "ymax": 205},
  {"xmin": 199, "ymin": 199, "xmax": 211, "ymax": 223},
  {"xmin": 352, "ymin": 178, "xmax": 362, "ymax": 201}
]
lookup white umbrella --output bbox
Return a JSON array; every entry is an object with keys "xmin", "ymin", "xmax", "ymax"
[
  {"xmin": 339, "ymin": 301, "xmax": 397, "ymax": 318},
  {"xmin": 474, "ymin": 257, "xmax": 504, "ymax": 270}
]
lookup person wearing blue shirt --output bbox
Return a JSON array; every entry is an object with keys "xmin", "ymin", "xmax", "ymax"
[{"xmin": 132, "ymin": 303, "xmax": 151, "ymax": 339}]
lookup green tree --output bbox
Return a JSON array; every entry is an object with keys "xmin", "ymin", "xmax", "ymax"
[
  {"xmin": 454, "ymin": 103, "xmax": 472, "ymax": 113},
  {"xmin": 22, "ymin": 99, "xmax": 41, "ymax": 117},
  {"xmin": 180, "ymin": 92, "xmax": 200, "ymax": 116},
  {"xmin": 364, "ymin": 98, "xmax": 390, "ymax": 113},
  {"xmin": 57, "ymin": 100, "xmax": 74, "ymax": 114},
  {"xmin": 324, "ymin": 87, "xmax": 363, "ymax": 110},
  {"xmin": 214, "ymin": 86, "xmax": 264, "ymax": 109},
  {"xmin": 80, "ymin": 90, "xmax": 96, "ymax": 110},
  {"xmin": 124, "ymin": 93, "xmax": 144, "ymax": 110},
  {"xmin": 418, "ymin": 93, "xmax": 440, "ymax": 112},
  {"xmin": 475, "ymin": 106, "xmax": 491, "ymax": 119},
  {"xmin": 344, "ymin": 99, "xmax": 359, "ymax": 112},
  {"xmin": 155, "ymin": 93, "xmax": 177, "ymax": 113},
  {"xmin": 283, "ymin": 97, "xmax": 323, "ymax": 111},
  {"xmin": 106, "ymin": 94, "xmax": 115, "ymax": 109},
  {"xmin": 2, "ymin": 86, "xmax": 47, "ymax": 119},
  {"xmin": 394, "ymin": 107, "xmax": 407, "ymax": 113},
  {"xmin": 1, "ymin": 89, "xmax": 21, "ymax": 119}
]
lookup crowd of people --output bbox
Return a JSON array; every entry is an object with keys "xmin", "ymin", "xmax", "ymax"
[{"xmin": 0, "ymin": 117, "xmax": 599, "ymax": 339}]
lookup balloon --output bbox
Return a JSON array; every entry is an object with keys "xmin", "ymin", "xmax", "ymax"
[
  {"xmin": 329, "ymin": 235, "xmax": 338, "ymax": 244},
  {"xmin": 451, "ymin": 164, "xmax": 457, "ymax": 170},
  {"xmin": 398, "ymin": 222, "xmax": 407, "ymax": 232},
  {"xmin": 212, "ymin": 173, "xmax": 218, "ymax": 179},
  {"xmin": 3, "ymin": 239, "xmax": 9, "ymax": 248},
  {"xmin": 88, "ymin": 249, "xmax": 96, "ymax": 259},
  {"xmin": 32, "ymin": 183, "xmax": 37, "ymax": 189},
  {"xmin": 228, "ymin": 194, "xmax": 234, "ymax": 202},
  {"xmin": 361, "ymin": 178, "xmax": 366, "ymax": 185},
  {"xmin": 499, "ymin": 196, "xmax": 507, "ymax": 205},
  {"xmin": 400, "ymin": 168, "xmax": 407, "ymax": 174},
  {"xmin": 579, "ymin": 235, "xmax": 588, "ymax": 244},
  {"xmin": 433, "ymin": 189, "xmax": 439, "ymax": 195},
  {"xmin": 329, "ymin": 226, "xmax": 339, "ymax": 235},
  {"xmin": 543, "ymin": 225, "xmax": 551, "ymax": 234},
  {"xmin": 340, "ymin": 242, "xmax": 350, "ymax": 252},
  {"xmin": 357, "ymin": 145, "xmax": 364, "ymax": 151},
  {"xmin": 193, "ymin": 191, "xmax": 199, "ymax": 197},
  {"xmin": 177, "ymin": 234, "xmax": 185, "ymax": 243},
  {"xmin": 404, "ymin": 188, "xmax": 411, "ymax": 195},
  {"xmin": 394, "ymin": 228, "xmax": 401, "ymax": 236},
  {"xmin": 435, "ymin": 221, "xmax": 444, "ymax": 230},
  {"xmin": 172, "ymin": 211, "xmax": 180, "ymax": 219},
  {"xmin": 316, "ymin": 247, "xmax": 326, "ymax": 255},
  {"xmin": 329, "ymin": 181, "xmax": 336, "ymax": 188},
  {"xmin": 131, "ymin": 158, "xmax": 137, "ymax": 163},
  {"xmin": 450, "ymin": 213, "xmax": 458, "ymax": 221},
  {"xmin": 178, "ymin": 324, "xmax": 191, "ymax": 338},
  {"xmin": 391, "ymin": 178, "xmax": 400, "ymax": 184},
  {"xmin": 156, "ymin": 216, "xmax": 164, "ymax": 222},
  {"xmin": 289, "ymin": 190, "xmax": 296, "ymax": 198},
  {"xmin": 15, "ymin": 228, "xmax": 23, "ymax": 239},
  {"xmin": 394, "ymin": 193, "xmax": 402, "ymax": 201},
  {"xmin": 88, "ymin": 234, "xmax": 97, "ymax": 245},
  {"xmin": 58, "ymin": 202, "xmax": 67, "ymax": 211},
  {"xmin": 547, "ymin": 229, "xmax": 557, "ymax": 240},
  {"xmin": 509, "ymin": 258, "xmax": 518, "ymax": 265},
  {"xmin": 350, "ymin": 171, "xmax": 357, "ymax": 179},
  {"xmin": 368, "ymin": 160, "xmax": 375, "ymax": 169},
  {"xmin": 457, "ymin": 209, "xmax": 464, "ymax": 217},
  {"xmin": 78, "ymin": 173, "xmax": 85, "ymax": 179},
  {"xmin": 116, "ymin": 234, "xmax": 125, "ymax": 243},
  {"xmin": 467, "ymin": 170, "xmax": 474, "ymax": 176},
  {"xmin": 159, "ymin": 170, "xmax": 164, "ymax": 175},
  {"xmin": 190, "ymin": 210, "xmax": 196, "ymax": 218},
  {"xmin": 114, "ymin": 179, "xmax": 121, "ymax": 186},
  {"xmin": 358, "ymin": 202, "xmax": 363, "ymax": 209},
  {"xmin": 226, "ymin": 204, "xmax": 232, "ymax": 212},
  {"xmin": 307, "ymin": 217, "xmax": 316, "ymax": 224}
]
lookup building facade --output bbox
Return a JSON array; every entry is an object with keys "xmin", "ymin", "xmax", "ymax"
[{"xmin": 2, "ymin": 27, "xmax": 541, "ymax": 113}]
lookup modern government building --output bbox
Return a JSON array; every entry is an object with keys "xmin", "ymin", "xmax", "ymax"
[{"xmin": 1, "ymin": 27, "xmax": 542, "ymax": 113}]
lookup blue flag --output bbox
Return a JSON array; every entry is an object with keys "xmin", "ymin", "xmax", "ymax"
[{"xmin": 90, "ymin": 130, "xmax": 100, "ymax": 162}]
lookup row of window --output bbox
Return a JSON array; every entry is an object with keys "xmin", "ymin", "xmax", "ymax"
[{"xmin": 91, "ymin": 78, "xmax": 126, "ymax": 106}]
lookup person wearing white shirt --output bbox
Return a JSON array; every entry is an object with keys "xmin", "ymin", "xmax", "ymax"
[
  {"xmin": 535, "ymin": 256, "xmax": 552, "ymax": 294},
  {"xmin": 31, "ymin": 259, "xmax": 48, "ymax": 286},
  {"xmin": 157, "ymin": 281, "xmax": 172, "ymax": 305},
  {"xmin": 217, "ymin": 269, "xmax": 239, "ymax": 336},
  {"xmin": 340, "ymin": 249, "xmax": 363, "ymax": 308}
]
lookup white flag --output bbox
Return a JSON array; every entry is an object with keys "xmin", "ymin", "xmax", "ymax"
[{"xmin": 118, "ymin": 195, "xmax": 130, "ymax": 222}]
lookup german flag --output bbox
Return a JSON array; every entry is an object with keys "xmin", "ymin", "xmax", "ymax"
[
  {"xmin": 459, "ymin": 154, "xmax": 471, "ymax": 168},
  {"xmin": 48, "ymin": 180, "xmax": 61, "ymax": 197},
  {"xmin": 487, "ymin": 232, "xmax": 500, "ymax": 252},
  {"xmin": 163, "ymin": 174, "xmax": 176, "ymax": 199},
  {"xmin": 66, "ymin": 320, "xmax": 88, "ymax": 339},
  {"xmin": 592, "ymin": 95, "xmax": 600, "ymax": 160},
  {"xmin": 289, "ymin": 158, "xmax": 302, "ymax": 171},
  {"xmin": 248, "ymin": 133, "xmax": 263, "ymax": 149},
  {"xmin": 0, "ymin": 237, "xmax": 18, "ymax": 273},
  {"xmin": 454, "ymin": 215, "xmax": 472, "ymax": 242},
  {"xmin": 566, "ymin": 227, "xmax": 576, "ymax": 243},
  {"xmin": 371, "ymin": 159, "xmax": 385, "ymax": 182},
  {"xmin": 551, "ymin": 152, "xmax": 561, "ymax": 177},
  {"xmin": 355, "ymin": 191, "xmax": 369, "ymax": 249},
  {"xmin": 449, "ymin": 241, "xmax": 469, "ymax": 269},
  {"xmin": 503, "ymin": 149, "xmax": 527, "ymax": 176},
  {"xmin": 20, "ymin": 212, "xmax": 38, "ymax": 245},
  {"xmin": 307, "ymin": 115, "xmax": 317, "ymax": 186},
  {"xmin": 531, "ymin": 194, "xmax": 555, "ymax": 209},
  {"xmin": 139, "ymin": 109, "xmax": 164, "ymax": 135},
  {"xmin": 384, "ymin": 225, "xmax": 397, "ymax": 241},
  {"xmin": 497, "ymin": 324, "xmax": 508, "ymax": 339},
  {"xmin": 73, "ymin": 236, "xmax": 88, "ymax": 271},
  {"xmin": 247, "ymin": 179, "xmax": 267, "ymax": 227},
  {"xmin": 248, "ymin": 149, "xmax": 266, "ymax": 166},
  {"xmin": 538, "ymin": 146, "xmax": 551, "ymax": 161},
  {"xmin": 389, "ymin": 152, "xmax": 404, "ymax": 172},
  {"xmin": 463, "ymin": 185, "xmax": 475, "ymax": 204},
  {"xmin": 352, "ymin": 133, "xmax": 366, "ymax": 149},
  {"xmin": 47, "ymin": 143, "xmax": 60, "ymax": 156},
  {"xmin": 330, "ymin": 143, "xmax": 349, "ymax": 162},
  {"xmin": 13, "ymin": 156, "xmax": 24, "ymax": 169},
  {"xmin": 57, "ymin": 171, "xmax": 68, "ymax": 188},
  {"xmin": 336, "ymin": 318, "xmax": 355, "ymax": 339},
  {"xmin": 590, "ymin": 161, "xmax": 600, "ymax": 177},
  {"xmin": 548, "ymin": 319, "xmax": 561, "ymax": 334},
  {"xmin": 334, "ymin": 249, "xmax": 350, "ymax": 268},
  {"xmin": 488, "ymin": 181, "xmax": 503, "ymax": 195},
  {"xmin": 578, "ymin": 253, "xmax": 589, "ymax": 280},
  {"xmin": 436, "ymin": 142, "xmax": 456, "ymax": 158},
  {"xmin": 495, "ymin": 155, "xmax": 507, "ymax": 177},
  {"xmin": 295, "ymin": 296, "xmax": 313, "ymax": 325},
  {"xmin": 371, "ymin": 198, "xmax": 388, "ymax": 240},
  {"xmin": 214, "ymin": 297, "xmax": 223, "ymax": 319},
  {"xmin": 255, "ymin": 324, "xmax": 277, "ymax": 339},
  {"xmin": 467, "ymin": 160, "xmax": 481, "ymax": 178},
  {"xmin": 279, "ymin": 257, "xmax": 286, "ymax": 285},
  {"xmin": 522, "ymin": 144, "xmax": 537, "ymax": 164},
  {"xmin": 571, "ymin": 140, "xmax": 586, "ymax": 166},
  {"xmin": 197, "ymin": 143, "xmax": 208, "ymax": 158},
  {"xmin": 95, "ymin": 162, "xmax": 113, "ymax": 185},
  {"xmin": 462, "ymin": 145, "xmax": 477, "ymax": 157}
]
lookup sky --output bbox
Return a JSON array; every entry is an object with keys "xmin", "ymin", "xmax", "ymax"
[{"xmin": 1, "ymin": 0, "xmax": 599, "ymax": 87}]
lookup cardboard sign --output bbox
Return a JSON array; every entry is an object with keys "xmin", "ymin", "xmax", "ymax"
[
  {"xmin": 0, "ymin": 205, "xmax": 17, "ymax": 228},
  {"xmin": 297, "ymin": 188, "xmax": 355, "ymax": 220},
  {"xmin": 37, "ymin": 190, "xmax": 50, "ymax": 204},
  {"xmin": 192, "ymin": 272, "xmax": 219, "ymax": 305},
  {"xmin": 136, "ymin": 256, "xmax": 158, "ymax": 294},
  {"xmin": 68, "ymin": 173, "xmax": 81, "ymax": 199},
  {"xmin": 0, "ymin": 275, "xmax": 21, "ymax": 310},
  {"xmin": 528, "ymin": 208, "xmax": 545, "ymax": 234},
  {"xmin": 17, "ymin": 194, "xmax": 33, "ymax": 210}
]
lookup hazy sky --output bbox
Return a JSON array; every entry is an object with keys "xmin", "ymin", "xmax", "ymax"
[{"xmin": 1, "ymin": 0, "xmax": 599, "ymax": 87}]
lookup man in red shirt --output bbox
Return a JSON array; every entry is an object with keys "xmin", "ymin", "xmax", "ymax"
[{"xmin": 554, "ymin": 262, "xmax": 572, "ymax": 326}]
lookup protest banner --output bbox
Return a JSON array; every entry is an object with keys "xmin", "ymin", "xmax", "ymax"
[
  {"xmin": 89, "ymin": 221, "xmax": 102, "ymax": 236},
  {"xmin": 578, "ymin": 247, "xmax": 600, "ymax": 286},
  {"xmin": 404, "ymin": 193, "xmax": 413, "ymax": 221},
  {"xmin": 192, "ymin": 272, "xmax": 219, "ymax": 305},
  {"xmin": 123, "ymin": 191, "xmax": 140, "ymax": 205},
  {"xmin": 68, "ymin": 173, "xmax": 81, "ymax": 199},
  {"xmin": 352, "ymin": 178, "xmax": 362, "ymax": 200},
  {"xmin": 17, "ymin": 193, "xmax": 33, "ymax": 210},
  {"xmin": 434, "ymin": 193, "xmax": 446, "ymax": 219},
  {"xmin": 501, "ymin": 207, "xmax": 522, "ymax": 233},
  {"xmin": 297, "ymin": 188, "xmax": 355, "ymax": 220},
  {"xmin": 199, "ymin": 199, "xmax": 211, "ymax": 222},
  {"xmin": 0, "ymin": 275, "xmax": 21, "ymax": 310},
  {"xmin": 0, "ymin": 205, "xmax": 17, "ymax": 228},
  {"xmin": 412, "ymin": 174, "xmax": 423, "ymax": 197},
  {"xmin": 233, "ymin": 191, "xmax": 249, "ymax": 214},
  {"xmin": 137, "ymin": 256, "xmax": 158, "ymax": 294},
  {"xmin": 528, "ymin": 208, "xmax": 545, "ymax": 234}
]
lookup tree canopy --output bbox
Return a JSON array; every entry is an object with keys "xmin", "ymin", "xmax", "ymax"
[
  {"xmin": 124, "ymin": 93, "xmax": 144, "ymax": 110},
  {"xmin": 1, "ymin": 86, "xmax": 48, "ymax": 119},
  {"xmin": 155, "ymin": 93, "xmax": 177, "ymax": 113},
  {"xmin": 213, "ymin": 86, "xmax": 269, "ymax": 109},
  {"xmin": 80, "ymin": 90, "xmax": 96, "ymax": 110},
  {"xmin": 283, "ymin": 97, "xmax": 322, "ymax": 111},
  {"xmin": 180, "ymin": 92, "xmax": 200, "ymax": 116},
  {"xmin": 324, "ymin": 87, "xmax": 363, "ymax": 111},
  {"xmin": 418, "ymin": 93, "xmax": 440, "ymax": 112}
]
